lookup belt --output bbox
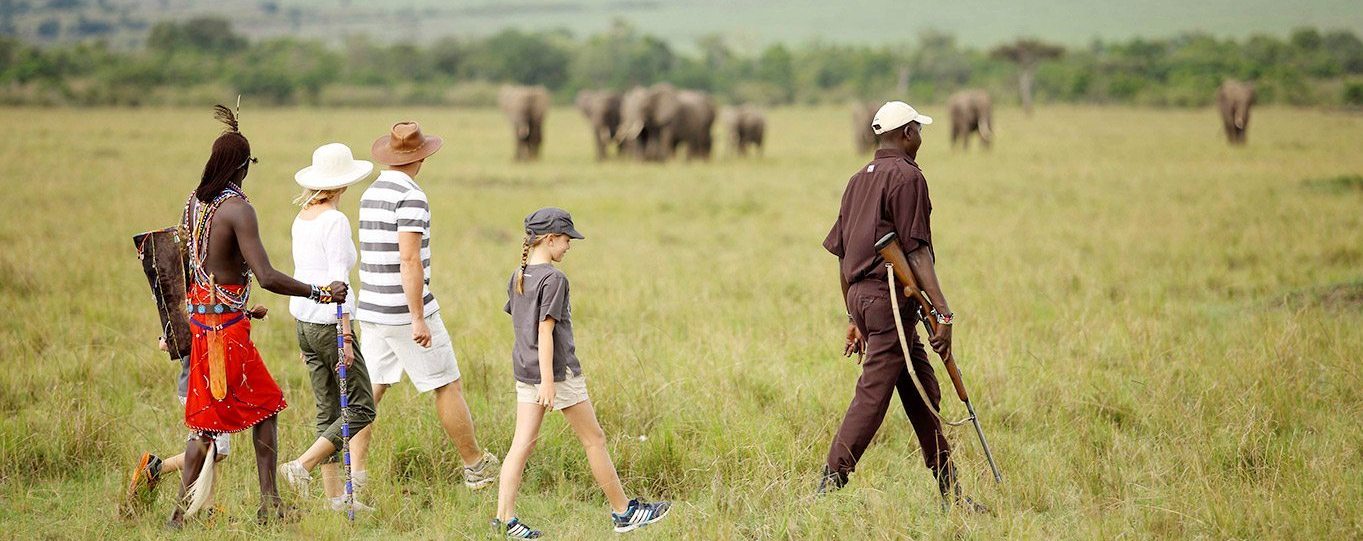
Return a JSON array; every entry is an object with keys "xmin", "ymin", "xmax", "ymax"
[
  {"xmin": 189, "ymin": 313, "xmax": 247, "ymax": 332},
  {"xmin": 187, "ymin": 303, "xmax": 241, "ymax": 315}
]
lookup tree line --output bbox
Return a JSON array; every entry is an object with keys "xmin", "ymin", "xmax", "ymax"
[{"xmin": 1, "ymin": 17, "xmax": 1361, "ymax": 108}]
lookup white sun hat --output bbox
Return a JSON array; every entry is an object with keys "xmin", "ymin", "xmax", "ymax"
[
  {"xmin": 871, "ymin": 101, "xmax": 933, "ymax": 135},
  {"xmin": 294, "ymin": 143, "xmax": 375, "ymax": 190}
]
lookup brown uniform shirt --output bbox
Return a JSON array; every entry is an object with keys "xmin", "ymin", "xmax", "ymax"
[{"xmin": 823, "ymin": 148, "xmax": 933, "ymax": 286}]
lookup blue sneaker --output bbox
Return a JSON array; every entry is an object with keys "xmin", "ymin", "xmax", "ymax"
[
  {"xmin": 611, "ymin": 498, "xmax": 671, "ymax": 533},
  {"xmin": 493, "ymin": 517, "xmax": 542, "ymax": 539}
]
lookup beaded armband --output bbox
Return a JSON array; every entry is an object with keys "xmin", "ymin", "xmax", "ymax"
[{"xmin": 309, "ymin": 284, "xmax": 335, "ymax": 304}]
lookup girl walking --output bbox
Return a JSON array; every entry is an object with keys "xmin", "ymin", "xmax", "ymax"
[
  {"xmin": 278, "ymin": 143, "xmax": 379, "ymax": 512},
  {"xmin": 493, "ymin": 208, "xmax": 671, "ymax": 538}
]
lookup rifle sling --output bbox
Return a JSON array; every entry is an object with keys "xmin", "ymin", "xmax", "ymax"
[{"xmin": 887, "ymin": 264, "xmax": 971, "ymax": 428}]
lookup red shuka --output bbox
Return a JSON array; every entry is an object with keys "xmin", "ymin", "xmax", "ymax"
[{"xmin": 184, "ymin": 283, "xmax": 286, "ymax": 433}]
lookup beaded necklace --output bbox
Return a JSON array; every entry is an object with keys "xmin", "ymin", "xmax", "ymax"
[{"xmin": 180, "ymin": 183, "xmax": 252, "ymax": 310}]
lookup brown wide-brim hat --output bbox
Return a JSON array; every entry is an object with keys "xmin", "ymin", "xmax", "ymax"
[{"xmin": 371, "ymin": 121, "xmax": 443, "ymax": 166}]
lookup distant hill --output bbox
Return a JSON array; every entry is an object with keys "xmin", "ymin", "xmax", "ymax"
[{"xmin": 4, "ymin": 0, "xmax": 1362, "ymax": 50}]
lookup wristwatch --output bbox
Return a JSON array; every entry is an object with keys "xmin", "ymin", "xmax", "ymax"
[{"xmin": 935, "ymin": 311, "xmax": 955, "ymax": 326}]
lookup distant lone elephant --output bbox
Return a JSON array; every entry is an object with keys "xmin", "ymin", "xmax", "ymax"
[
  {"xmin": 576, "ymin": 89, "xmax": 622, "ymax": 160},
  {"xmin": 726, "ymin": 105, "xmax": 765, "ymax": 157},
  {"xmin": 852, "ymin": 101, "xmax": 878, "ymax": 154},
  {"xmin": 498, "ymin": 85, "xmax": 550, "ymax": 160},
  {"xmin": 947, "ymin": 89, "xmax": 994, "ymax": 150},
  {"xmin": 618, "ymin": 83, "xmax": 680, "ymax": 161},
  {"xmin": 673, "ymin": 90, "xmax": 717, "ymax": 160},
  {"xmin": 1217, "ymin": 80, "xmax": 1255, "ymax": 145}
]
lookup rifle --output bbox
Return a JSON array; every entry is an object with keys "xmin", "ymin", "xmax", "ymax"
[{"xmin": 874, "ymin": 232, "xmax": 1002, "ymax": 484}]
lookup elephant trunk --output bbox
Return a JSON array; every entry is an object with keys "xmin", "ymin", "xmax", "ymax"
[
  {"xmin": 1233, "ymin": 106, "xmax": 1248, "ymax": 130},
  {"xmin": 978, "ymin": 115, "xmax": 993, "ymax": 141},
  {"xmin": 616, "ymin": 121, "xmax": 643, "ymax": 144}
]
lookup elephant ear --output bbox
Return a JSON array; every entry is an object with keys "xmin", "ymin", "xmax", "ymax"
[{"xmin": 651, "ymin": 88, "xmax": 681, "ymax": 124}]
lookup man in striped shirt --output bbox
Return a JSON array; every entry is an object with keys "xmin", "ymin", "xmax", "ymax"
[{"xmin": 357, "ymin": 122, "xmax": 499, "ymax": 490}]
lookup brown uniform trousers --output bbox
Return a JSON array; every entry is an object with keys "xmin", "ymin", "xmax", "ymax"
[{"xmin": 826, "ymin": 279, "xmax": 950, "ymax": 476}]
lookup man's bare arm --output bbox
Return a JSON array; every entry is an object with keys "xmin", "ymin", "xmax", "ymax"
[
  {"xmin": 838, "ymin": 263, "xmax": 864, "ymax": 360},
  {"xmin": 904, "ymin": 245, "xmax": 950, "ymax": 315},
  {"xmin": 904, "ymin": 244, "xmax": 951, "ymax": 355},
  {"xmin": 397, "ymin": 231, "xmax": 426, "ymax": 320},
  {"xmin": 226, "ymin": 202, "xmax": 322, "ymax": 298}
]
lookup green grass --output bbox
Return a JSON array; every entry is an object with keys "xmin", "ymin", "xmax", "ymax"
[{"xmin": 0, "ymin": 104, "xmax": 1361, "ymax": 539}]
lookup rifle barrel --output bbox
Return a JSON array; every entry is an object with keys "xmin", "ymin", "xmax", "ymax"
[{"xmin": 967, "ymin": 400, "xmax": 1003, "ymax": 484}]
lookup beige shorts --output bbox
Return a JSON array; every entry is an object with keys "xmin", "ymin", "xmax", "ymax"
[
  {"xmin": 515, "ymin": 374, "xmax": 589, "ymax": 411},
  {"xmin": 359, "ymin": 312, "xmax": 461, "ymax": 393}
]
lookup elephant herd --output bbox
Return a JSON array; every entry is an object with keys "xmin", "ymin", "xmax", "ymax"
[
  {"xmin": 498, "ymin": 78, "xmax": 1256, "ymax": 162},
  {"xmin": 497, "ymin": 84, "xmax": 766, "ymax": 162}
]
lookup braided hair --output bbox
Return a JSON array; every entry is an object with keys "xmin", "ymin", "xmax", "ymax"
[
  {"xmin": 195, "ymin": 104, "xmax": 252, "ymax": 202},
  {"xmin": 514, "ymin": 232, "xmax": 548, "ymax": 294}
]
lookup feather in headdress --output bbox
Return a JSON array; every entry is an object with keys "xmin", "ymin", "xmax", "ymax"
[
  {"xmin": 182, "ymin": 441, "xmax": 216, "ymax": 517},
  {"xmin": 212, "ymin": 104, "xmax": 239, "ymax": 134}
]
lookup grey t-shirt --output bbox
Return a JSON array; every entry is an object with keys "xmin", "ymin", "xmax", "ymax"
[{"xmin": 504, "ymin": 263, "xmax": 581, "ymax": 384}]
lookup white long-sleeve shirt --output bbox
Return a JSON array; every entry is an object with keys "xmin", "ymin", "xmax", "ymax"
[{"xmin": 290, "ymin": 209, "xmax": 357, "ymax": 324}]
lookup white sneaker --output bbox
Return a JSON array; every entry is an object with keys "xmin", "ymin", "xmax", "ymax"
[
  {"xmin": 278, "ymin": 461, "xmax": 312, "ymax": 492},
  {"xmin": 329, "ymin": 496, "xmax": 375, "ymax": 513}
]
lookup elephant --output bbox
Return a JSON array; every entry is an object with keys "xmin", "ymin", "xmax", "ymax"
[
  {"xmin": 617, "ymin": 84, "xmax": 715, "ymax": 161},
  {"xmin": 575, "ymin": 89, "xmax": 622, "ymax": 160},
  {"xmin": 725, "ymin": 104, "xmax": 765, "ymax": 157},
  {"xmin": 617, "ymin": 84, "xmax": 677, "ymax": 161},
  {"xmin": 672, "ymin": 89, "xmax": 716, "ymax": 160},
  {"xmin": 947, "ymin": 89, "xmax": 994, "ymax": 150},
  {"xmin": 498, "ymin": 85, "xmax": 550, "ymax": 161},
  {"xmin": 852, "ymin": 101, "xmax": 878, "ymax": 154},
  {"xmin": 1217, "ymin": 80, "xmax": 1255, "ymax": 145}
]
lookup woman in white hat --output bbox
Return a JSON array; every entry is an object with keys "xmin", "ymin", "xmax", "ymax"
[{"xmin": 278, "ymin": 143, "xmax": 380, "ymax": 513}]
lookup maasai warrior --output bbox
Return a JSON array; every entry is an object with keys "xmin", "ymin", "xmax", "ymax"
[{"xmin": 167, "ymin": 105, "xmax": 349, "ymax": 528}]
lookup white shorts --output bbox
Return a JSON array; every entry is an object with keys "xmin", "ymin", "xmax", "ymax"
[
  {"xmin": 515, "ymin": 374, "xmax": 589, "ymax": 411},
  {"xmin": 359, "ymin": 312, "xmax": 461, "ymax": 393}
]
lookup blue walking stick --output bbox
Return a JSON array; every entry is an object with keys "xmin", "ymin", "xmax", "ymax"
[{"xmin": 336, "ymin": 303, "xmax": 354, "ymax": 522}]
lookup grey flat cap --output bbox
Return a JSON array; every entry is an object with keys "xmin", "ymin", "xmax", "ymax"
[{"xmin": 524, "ymin": 207, "xmax": 584, "ymax": 239}]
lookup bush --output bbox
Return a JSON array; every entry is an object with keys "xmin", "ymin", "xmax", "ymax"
[{"xmin": 1344, "ymin": 82, "xmax": 1363, "ymax": 107}]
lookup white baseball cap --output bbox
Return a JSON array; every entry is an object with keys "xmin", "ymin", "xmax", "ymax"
[{"xmin": 871, "ymin": 101, "xmax": 933, "ymax": 135}]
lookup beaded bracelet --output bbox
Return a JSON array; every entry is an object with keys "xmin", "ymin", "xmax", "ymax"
[{"xmin": 308, "ymin": 284, "xmax": 334, "ymax": 303}]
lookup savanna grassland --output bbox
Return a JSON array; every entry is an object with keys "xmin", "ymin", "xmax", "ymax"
[{"xmin": 0, "ymin": 104, "xmax": 1361, "ymax": 540}]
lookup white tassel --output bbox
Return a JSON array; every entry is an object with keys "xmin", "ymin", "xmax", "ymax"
[{"xmin": 183, "ymin": 442, "xmax": 216, "ymax": 516}]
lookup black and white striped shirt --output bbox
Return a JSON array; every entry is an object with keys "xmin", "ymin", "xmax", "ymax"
[{"xmin": 355, "ymin": 170, "xmax": 439, "ymax": 325}]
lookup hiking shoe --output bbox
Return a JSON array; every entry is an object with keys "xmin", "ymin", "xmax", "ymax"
[
  {"xmin": 816, "ymin": 465, "xmax": 847, "ymax": 496},
  {"xmin": 278, "ymin": 461, "xmax": 312, "ymax": 492},
  {"xmin": 492, "ymin": 517, "xmax": 542, "ymax": 539},
  {"xmin": 328, "ymin": 496, "xmax": 376, "ymax": 514},
  {"xmin": 611, "ymin": 498, "xmax": 671, "ymax": 533},
  {"xmin": 463, "ymin": 451, "xmax": 499, "ymax": 490},
  {"xmin": 121, "ymin": 452, "xmax": 163, "ymax": 516},
  {"xmin": 352, "ymin": 469, "xmax": 369, "ymax": 494}
]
